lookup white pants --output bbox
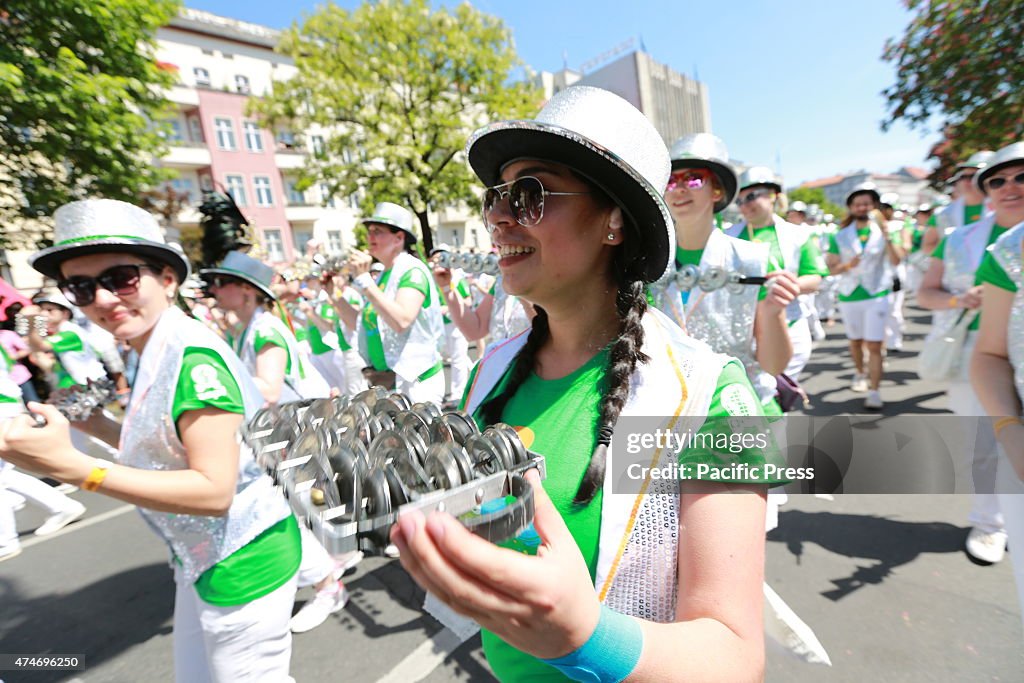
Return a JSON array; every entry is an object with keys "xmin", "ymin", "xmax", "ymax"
[
  {"xmin": 784, "ymin": 318, "xmax": 813, "ymax": 379},
  {"xmin": 442, "ymin": 322, "xmax": 471, "ymax": 401},
  {"xmin": 0, "ymin": 461, "xmax": 20, "ymax": 552},
  {"xmin": 309, "ymin": 350, "xmax": 347, "ymax": 394},
  {"xmin": 396, "ymin": 370, "xmax": 445, "ymax": 405},
  {"xmin": 838, "ymin": 295, "xmax": 891, "ymax": 342},
  {"xmin": 886, "ymin": 287, "xmax": 906, "ymax": 350},
  {"xmin": 949, "ymin": 333, "xmax": 1003, "ymax": 534},
  {"xmin": 341, "ymin": 349, "xmax": 369, "ymax": 396},
  {"xmin": 296, "ymin": 523, "xmax": 337, "ymax": 588},
  {"xmin": 996, "ymin": 452, "xmax": 1024, "ymax": 640},
  {"xmin": 173, "ymin": 565, "xmax": 297, "ymax": 683}
]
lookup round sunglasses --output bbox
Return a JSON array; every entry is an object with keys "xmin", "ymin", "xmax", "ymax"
[
  {"xmin": 665, "ymin": 169, "xmax": 712, "ymax": 192},
  {"xmin": 482, "ymin": 176, "xmax": 591, "ymax": 232},
  {"xmin": 57, "ymin": 264, "xmax": 162, "ymax": 307},
  {"xmin": 985, "ymin": 170, "xmax": 1024, "ymax": 192}
]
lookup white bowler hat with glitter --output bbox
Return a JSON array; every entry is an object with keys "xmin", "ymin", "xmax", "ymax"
[
  {"xmin": 361, "ymin": 202, "xmax": 417, "ymax": 240},
  {"xmin": 31, "ymin": 199, "xmax": 190, "ymax": 282},
  {"xmin": 466, "ymin": 85, "xmax": 674, "ymax": 283}
]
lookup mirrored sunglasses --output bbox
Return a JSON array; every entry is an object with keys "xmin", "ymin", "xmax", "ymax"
[
  {"xmin": 482, "ymin": 176, "xmax": 590, "ymax": 232},
  {"xmin": 666, "ymin": 169, "xmax": 712, "ymax": 192}
]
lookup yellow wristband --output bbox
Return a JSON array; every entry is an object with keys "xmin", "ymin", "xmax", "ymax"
[
  {"xmin": 994, "ymin": 416, "xmax": 1022, "ymax": 437},
  {"xmin": 948, "ymin": 295, "xmax": 959, "ymax": 308},
  {"xmin": 82, "ymin": 459, "xmax": 113, "ymax": 492}
]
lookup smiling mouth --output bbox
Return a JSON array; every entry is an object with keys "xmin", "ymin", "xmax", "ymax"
[{"xmin": 497, "ymin": 245, "xmax": 536, "ymax": 257}]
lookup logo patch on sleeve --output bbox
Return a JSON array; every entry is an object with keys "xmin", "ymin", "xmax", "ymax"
[{"xmin": 191, "ymin": 364, "xmax": 228, "ymax": 401}]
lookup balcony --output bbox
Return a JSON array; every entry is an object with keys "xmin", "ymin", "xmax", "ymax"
[
  {"xmin": 167, "ymin": 84, "xmax": 200, "ymax": 107},
  {"xmin": 275, "ymin": 143, "xmax": 307, "ymax": 170},
  {"xmin": 164, "ymin": 142, "xmax": 212, "ymax": 168},
  {"xmin": 285, "ymin": 204, "xmax": 325, "ymax": 223}
]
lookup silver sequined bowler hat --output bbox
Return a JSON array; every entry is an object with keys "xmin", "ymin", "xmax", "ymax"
[
  {"xmin": 669, "ymin": 133, "xmax": 738, "ymax": 212},
  {"xmin": 199, "ymin": 251, "xmax": 277, "ymax": 301},
  {"xmin": 974, "ymin": 142, "xmax": 1024, "ymax": 194},
  {"xmin": 31, "ymin": 199, "xmax": 190, "ymax": 282},
  {"xmin": 466, "ymin": 85, "xmax": 673, "ymax": 283},
  {"xmin": 738, "ymin": 166, "xmax": 782, "ymax": 194},
  {"xmin": 362, "ymin": 202, "xmax": 417, "ymax": 241}
]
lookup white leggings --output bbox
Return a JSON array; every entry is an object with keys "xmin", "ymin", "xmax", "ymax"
[
  {"xmin": 173, "ymin": 565, "xmax": 297, "ymax": 683},
  {"xmin": 443, "ymin": 323, "xmax": 471, "ymax": 401},
  {"xmin": 996, "ymin": 453, "xmax": 1024, "ymax": 640},
  {"xmin": 396, "ymin": 370, "xmax": 445, "ymax": 405}
]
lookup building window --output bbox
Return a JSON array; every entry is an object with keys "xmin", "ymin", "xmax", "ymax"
[
  {"xmin": 166, "ymin": 119, "xmax": 184, "ymax": 143},
  {"xmin": 348, "ymin": 193, "xmax": 360, "ymax": 210},
  {"xmin": 277, "ymin": 130, "xmax": 297, "ymax": 150},
  {"xmin": 214, "ymin": 118, "xmax": 236, "ymax": 151},
  {"xmin": 326, "ymin": 230, "xmax": 344, "ymax": 254},
  {"xmin": 254, "ymin": 176, "xmax": 273, "ymax": 207},
  {"xmin": 263, "ymin": 229, "xmax": 285, "ymax": 262},
  {"xmin": 319, "ymin": 183, "xmax": 335, "ymax": 208},
  {"xmin": 471, "ymin": 227, "xmax": 479, "ymax": 246},
  {"xmin": 170, "ymin": 178, "xmax": 196, "ymax": 204},
  {"xmin": 199, "ymin": 174, "xmax": 214, "ymax": 192},
  {"xmin": 225, "ymin": 175, "xmax": 247, "ymax": 207},
  {"xmin": 235, "ymin": 74, "xmax": 251, "ymax": 94},
  {"xmin": 294, "ymin": 231, "xmax": 313, "ymax": 255},
  {"xmin": 311, "ymin": 135, "xmax": 326, "ymax": 156},
  {"xmin": 187, "ymin": 116, "xmax": 203, "ymax": 144},
  {"xmin": 193, "ymin": 67, "xmax": 211, "ymax": 87},
  {"xmin": 286, "ymin": 180, "xmax": 305, "ymax": 205},
  {"xmin": 243, "ymin": 121, "xmax": 263, "ymax": 152}
]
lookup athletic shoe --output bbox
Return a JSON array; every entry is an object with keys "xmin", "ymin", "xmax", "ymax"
[
  {"xmin": 851, "ymin": 374, "xmax": 869, "ymax": 393},
  {"xmin": 0, "ymin": 545, "xmax": 22, "ymax": 562},
  {"xmin": 290, "ymin": 584, "xmax": 349, "ymax": 633},
  {"xmin": 965, "ymin": 528, "xmax": 1008, "ymax": 564},
  {"xmin": 34, "ymin": 501, "xmax": 86, "ymax": 536},
  {"xmin": 332, "ymin": 551, "xmax": 364, "ymax": 579},
  {"xmin": 54, "ymin": 483, "xmax": 79, "ymax": 494},
  {"xmin": 864, "ymin": 390, "xmax": 883, "ymax": 410},
  {"xmin": 384, "ymin": 544, "xmax": 401, "ymax": 558}
]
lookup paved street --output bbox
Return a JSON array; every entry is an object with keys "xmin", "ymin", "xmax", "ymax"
[{"xmin": 1, "ymin": 300, "xmax": 1021, "ymax": 682}]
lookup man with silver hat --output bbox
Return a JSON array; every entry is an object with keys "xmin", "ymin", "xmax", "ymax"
[
  {"xmin": 392, "ymin": 85, "xmax": 828, "ymax": 681},
  {"xmin": 427, "ymin": 243, "xmax": 472, "ymax": 402},
  {"xmin": 971, "ymin": 139, "xmax": 1024, "ymax": 634},
  {"xmin": 825, "ymin": 182, "xmax": 905, "ymax": 409},
  {"xmin": 335, "ymin": 202, "xmax": 445, "ymax": 403},
  {"xmin": 725, "ymin": 166, "xmax": 829, "ymax": 382}
]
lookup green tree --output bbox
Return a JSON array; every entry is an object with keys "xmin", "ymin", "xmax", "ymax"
[
  {"xmin": 251, "ymin": 0, "xmax": 542, "ymax": 255},
  {"xmin": 0, "ymin": 0, "xmax": 180, "ymax": 249},
  {"xmin": 881, "ymin": 0, "xmax": 1024, "ymax": 186},
  {"xmin": 786, "ymin": 187, "xmax": 844, "ymax": 220}
]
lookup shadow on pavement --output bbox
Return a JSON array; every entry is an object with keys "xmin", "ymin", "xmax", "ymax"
[
  {"xmin": 768, "ymin": 509, "xmax": 966, "ymax": 602},
  {"xmin": 0, "ymin": 562, "xmax": 173, "ymax": 682}
]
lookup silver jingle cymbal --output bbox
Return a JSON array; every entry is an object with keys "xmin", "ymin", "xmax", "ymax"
[
  {"xmin": 424, "ymin": 442, "xmax": 464, "ymax": 489},
  {"xmin": 674, "ymin": 263, "xmax": 700, "ymax": 290},
  {"xmin": 483, "ymin": 253, "xmax": 500, "ymax": 276},
  {"xmin": 698, "ymin": 265, "xmax": 729, "ymax": 291}
]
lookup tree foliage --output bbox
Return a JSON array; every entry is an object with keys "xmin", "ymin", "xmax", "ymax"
[
  {"xmin": 786, "ymin": 187, "xmax": 844, "ymax": 221},
  {"xmin": 0, "ymin": 0, "xmax": 180, "ymax": 250},
  {"xmin": 251, "ymin": 0, "xmax": 542, "ymax": 254},
  {"xmin": 881, "ymin": 0, "xmax": 1024, "ymax": 186}
]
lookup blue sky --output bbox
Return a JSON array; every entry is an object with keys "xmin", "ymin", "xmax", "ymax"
[{"xmin": 187, "ymin": 0, "xmax": 938, "ymax": 186}]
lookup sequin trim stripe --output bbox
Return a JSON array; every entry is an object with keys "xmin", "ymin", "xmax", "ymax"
[
  {"xmin": 598, "ymin": 318, "xmax": 689, "ymax": 602},
  {"xmin": 464, "ymin": 327, "xmax": 531, "ymax": 409}
]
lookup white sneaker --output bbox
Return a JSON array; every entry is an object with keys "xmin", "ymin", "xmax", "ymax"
[
  {"xmin": 332, "ymin": 551, "xmax": 364, "ymax": 579},
  {"xmin": 34, "ymin": 501, "xmax": 86, "ymax": 536},
  {"xmin": 864, "ymin": 390, "xmax": 884, "ymax": 410},
  {"xmin": 0, "ymin": 544, "xmax": 22, "ymax": 562},
  {"xmin": 965, "ymin": 528, "xmax": 1008, "ymax": 564},
  {"xmin": 851, "ymin": 374, "xmax": 869, "ymax": 393},
  {"xmin": 384, "ymin": 544, "xmax": 401, "ymax": 558},
  {"xmin": 290, "ymin": 584, "xmax": 349, "ymax": 633}
]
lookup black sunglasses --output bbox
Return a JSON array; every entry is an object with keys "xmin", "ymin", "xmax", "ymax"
[
  {"xmin": 482, "ymin": 176, "xmax": 590, "ymax": 232},
  {"xmin": 208, "ymin": 275, "xmax": 245, "ymax": 289},
  {"xmin": 985, "ymin": 171, "xmax": 1024, "ymax": 191},
  {"xmin": 58, "ymin": 264, "xmax": 162, "ymax": 307},
  {"xmin": 736, "ymin": 188, "xmax": 774, "ymax": 206}
]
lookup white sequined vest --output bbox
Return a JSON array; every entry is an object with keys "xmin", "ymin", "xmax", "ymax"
[
  {"xmin": 120, "ymin": 307, "xmax": 291, "ymax": 583},
  {"xmin": 726, "ymin": 216, "xmax": 814, "ymax": 322},
  {"xmin": 932, "ymin": 214, "xmax": 998, "ymax": 336},
  {"xmin": 989, "ymin": 223, "xmax": 1024, "ymax": 406},
  {"xmin": 833, "ymin": 222, "xmax": 892, "ymax": 297}
]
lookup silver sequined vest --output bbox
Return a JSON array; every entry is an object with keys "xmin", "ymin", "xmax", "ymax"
[
  {"xmin": 120, "ymin": 311, "xmax": 291, "ymax": 583},
  {"xmin": 989, "ymin": 224, "xmax": 1024, "ymax": 406},
  {"xmin": 934, "ymin": 214, "xmax": 998, "ymax": 335},
  {"xmin": 833, "ymin": 222, "xmax": 892, "ymax": 297},
  {"xmin": 489, "ymin": 275, "xmax": 530, "ymax": 344}
]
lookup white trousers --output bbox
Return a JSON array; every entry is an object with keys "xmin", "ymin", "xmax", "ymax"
[
  {"xmin": 996, "ymin": 451, "xmax": 1024, "ymax": 640},
  {"xmin": 341, "ymin": 349, "xmax": 369, "ymax": 396},
  {"xmin": 949, "ymin": 333, "xmax": 1004, "ymax": 534},
  {"xmin": 173, "ymin": 565, "xmax": 297, "ymax": 683},
  {"xmin": 886, "ymin": 288, "xmax": 906, "ymax": 349},
  {"xmin": 442, "ymin": 322, "xmax": 471, "ymax": 401},
  {"xmin": 396, "ymin": 370, "xmax": 445, "ymax": 405},
  {"xmin": 296, "ymin": 523, "xmax": 337, "ymax": 588},
  {"xmin": 309, "ymin": 350, "xmax": 347, "ymax": 395},
  {"xmin": 0, "ymin": 461, "xmax": 20, "ymax": 552},
  {"xmin": 784, "ymin": 318, "xmax": 813, "ymax": 379}
]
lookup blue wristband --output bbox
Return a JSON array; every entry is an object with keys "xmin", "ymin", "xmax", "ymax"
[{"xmin": 541, "ymin": 604, "xmax": 643, "ymax": 683}]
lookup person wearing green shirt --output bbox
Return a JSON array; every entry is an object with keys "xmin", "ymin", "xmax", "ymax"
[
  {"xmin": 879, "ymin": 194, "xmax": 912, "ymax": 352},
  {"xmin": 3, "ymin": 198, "xmax": 302, "ymax": 681},
  {"xmin": 428, "ymin": 245, "xmax": 473, "ymax": 403},
  {"xmin": 825, "ymin": 183, "xmax": 905, "ymax": 410},
  {"xmin": 925, "ymin": 150, "xmax": 995, "ymax": 255},
  {"xmin": 391, "ymin": 86, "xmax": 773, "ymax": 682},
  {"xmin": 921, "ymin": 144, "xmax": 1024, "ymax": 565},
  {"xmin": 726, "ymin": 166, "xmax": 829, "ymax": 380}
]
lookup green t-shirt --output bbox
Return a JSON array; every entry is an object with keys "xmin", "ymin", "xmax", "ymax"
[
  {"xmin": 442, "ymin": 279, "xmax": 471, "ymax": 324},
  {"xmin": 977, "ymin": 250, "xmax": 1018, "ymax": 293},
  {"xmin": 964, "ymin": 203, "xmax": 984, "ymax": 226},
  {"xmin": 251, "ymin": 324, "xmax": 294, "ymax": 376},
  {"xmin": 674, "ymin": 245, "xmax": 704, "ymax": 304},
  {"xmin": 170, "ymin": 346, "xmax": 300, "ymax": 605},
  {"xmin": 307, "ymin": 301, "xmax": 340, "ymax": 355},
  {"xmin": 737, "ymin": 224, "xmax": 828, "ymax": 301},
  {"xmin": 335, "ymin": 289, "xmax": 362, "ymax": 352},
  {"xmin": 462, "ymin": 353, "xmax": 781, "ymax": 681},
  {"xmin": 47, "ymin": 329, "xmax": 88, "ymax": 388},
  {"xmin": 931, "ymin": 224, "xmax": 1010, "ymax": 331},
  {"xmin": 0, "ymin": 345, "xmax": 19, "ymax": 403},
  {"xmin": 827, "ymin": 227, "xmax": 901, "ymax": 302},
  {"xmin": 362, "ymin": 266, "xmax": 431, "ymax": 371}
]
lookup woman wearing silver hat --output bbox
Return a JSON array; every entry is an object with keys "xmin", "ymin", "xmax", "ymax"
[
  {"xmin": 919, "ymin": 144, "xmax": 1024, "ymax": 566},
  {"xmin": 924, "ymin": 151, "xmax": 995, "ymax": 254},
  {"xmin": 653, "ymin": 133, "xmax": 799, "ymax": 417},
  {"xmin": 203, "ymin": 251, "xmax": 331, "ymax": 403},
  {"xmin": 825, "ymin": 183, "xmax": 905, "ymax": 410},
  {"xmin": 0, "ymin": 199, "xmax": 301, "ymax": 681},
  {"xmin": 970, "ymin": 140, "xmax": 1024, "ymax": 635},
  {"xmin": 725, "ymin": 167, "xmax": 829, "ymax": 382},
  {"xmin": 335, "ymin": 202, "xmax": 445, "ymax": 403},
  {"xmin": 391, "ymin": 86, "xmax": 778, "ymax": 681}
]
